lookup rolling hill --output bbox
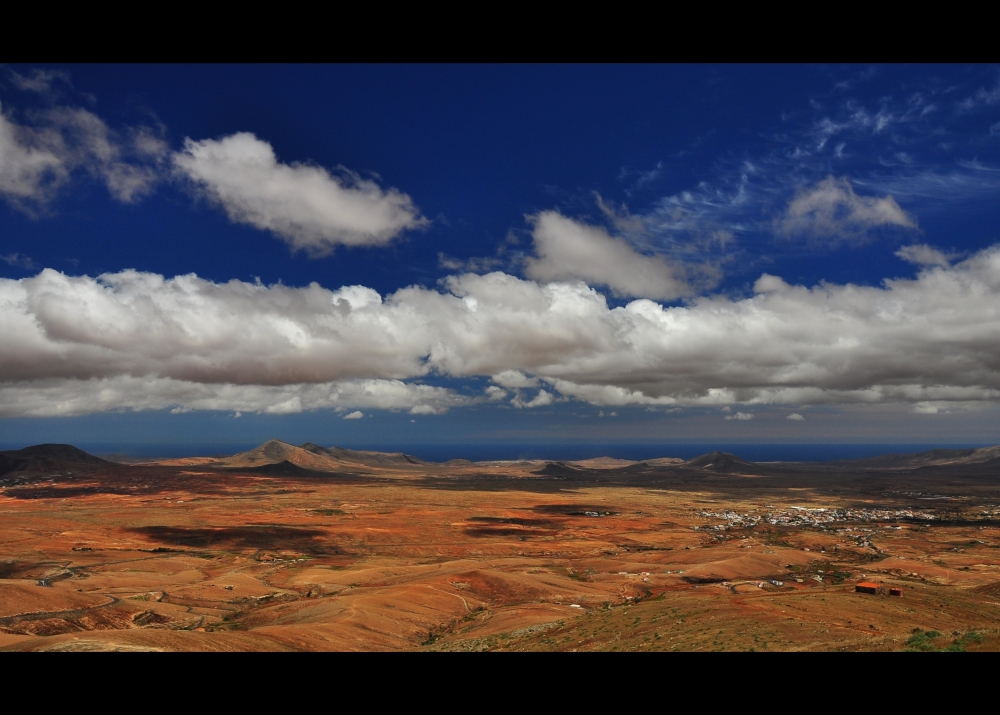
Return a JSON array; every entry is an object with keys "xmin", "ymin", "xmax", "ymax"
[{"xmin": 0, "ymin": 444, "xmax": 111, "ymax": 476}]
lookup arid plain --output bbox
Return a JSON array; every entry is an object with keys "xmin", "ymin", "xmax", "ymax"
[{"xmin": 3, "ymin": 440, "xmax": 1000, "ymax": 651}]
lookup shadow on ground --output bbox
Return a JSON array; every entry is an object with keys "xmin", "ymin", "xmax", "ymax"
[{"xmin": 128, "ymin": 525, "xmax": 329, "ymax": 550}]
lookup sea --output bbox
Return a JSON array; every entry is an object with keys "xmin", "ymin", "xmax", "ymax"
[{"xmin": 21, "ymin": 442, "xmax": 995, "ymax": 463}]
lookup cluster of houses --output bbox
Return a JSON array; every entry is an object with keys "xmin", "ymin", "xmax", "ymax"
[{"xmin": 695, "ymin": 505, "xmax": 937, "ymax": 532}]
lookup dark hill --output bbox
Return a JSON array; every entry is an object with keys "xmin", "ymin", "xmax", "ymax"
[
  {"xmin": 0, "ymin": 444, "xmax": 112, "ymax": 476},
  {"xmin": 232, "ymin": 460, "xmax": 321, "ymax": 477},
  {"xmin": 532, "ymin": 461, "xmax": 587, "ymax": 477},
  {"xmin": 684, "ymin": 451, "xmax": 757, "ymax": 472},
  {"xmin": 3, "ymin": 444, "xmax": 110, "ymax": 464}
]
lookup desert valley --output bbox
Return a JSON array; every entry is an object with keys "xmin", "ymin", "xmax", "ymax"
[{"xmin": 2, "ymin": 440, "xmax": 1000, "ymax": 651}]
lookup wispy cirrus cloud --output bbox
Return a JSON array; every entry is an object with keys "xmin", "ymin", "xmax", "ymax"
[
  {"xmin": 8, "ymin": 69, "xmax": 71, "ymax": 95},
  {"xmin": 0, "ymin": 252, "xmax": 36, "ymax": 270},
  {"xmin": 958, "ymin": 74, "xmax": 1000, "ymax": 111},
  {"xmin": 636, "ymin": 70, "xmax": 1000, "ymax": 259}
]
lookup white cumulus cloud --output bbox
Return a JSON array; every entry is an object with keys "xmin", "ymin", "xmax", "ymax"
[
  {"xmin": 343, "ymin": 410, "xmax": 364, "ymax": 419},
  {"xmin": 896, "ymin": 244, "xmax": 958, "ymax": 268},
  {"xmin": 524, "ymin": 211, "xmax": 691, "ymax": 299},
  {"xmin": 725, "ymin": 411, "xmax": 754, "ymax": 421},
  {"xmin": 779, "ymin": 176, "xmax": 917, "ymax": 243},
  {"xmin": 409, "ymin": 404, "xmax": 443, "ymax": 415},
  {"xmin": 0, "ymin": 102, "xmax": 164, "ymax": 209},
  {"xmin": 174, "ymin": 133, "xmax": 426, "ymax": 255},
  {"xmin": 491, "ymin": 370, "xmax": 539, "ymax": 389},
  {"xmin": 786, "ymin": 413, "xmax": 805, "ymax": 420},
  {"xmin": 512, "ymin": 389, "xmax": 554, "ymax": 409},
  {"xmin": 0, "ymin": 106, "xmax": 67, "ymax": 204},
  {"xmin": 912, "ymin": 403, "xmax": 949, "ymax": 415}
]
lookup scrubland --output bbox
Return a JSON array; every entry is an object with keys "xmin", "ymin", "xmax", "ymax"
[{"xmin": 2, "ymin": 443, "xmax": 1000, "ymax": 651}]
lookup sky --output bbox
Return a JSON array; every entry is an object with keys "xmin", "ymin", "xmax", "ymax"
[{"xmin": 2, "ymin": 64, "xmax": 1000, "ymax": 452}]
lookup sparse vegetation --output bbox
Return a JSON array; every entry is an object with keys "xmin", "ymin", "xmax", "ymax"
[
  {"xmin": 5, "ymin": 444, "xmax": 1000, "ymax": 651},
  {"xmin": 905, "ymin": 628, "xmax": 984, "ymax": 652}
]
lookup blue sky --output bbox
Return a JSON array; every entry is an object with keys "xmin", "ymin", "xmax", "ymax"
[{"xmin": 3, "ymin": 64, "xmax": 1000, "ymax": 450}]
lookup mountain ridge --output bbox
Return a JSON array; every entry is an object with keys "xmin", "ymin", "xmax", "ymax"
[
  {"xmin": 3, "ymin": 441, "xmax": 999, "ymax": 477},
  {"xmin": 213, "ymin": 439, "xmax": 425, "ymax": 473}
]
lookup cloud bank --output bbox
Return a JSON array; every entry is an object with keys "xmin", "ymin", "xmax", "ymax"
[
  {"xmin": 0, "ymin": 377, "xmax": 467, "ymax": 418},
  {"xmin": 4, "ymin": 245, "xmax": 1000, "ymax": 416},
  {"xmin": 174, "ymin": 133, "xmax": 426, "ymax": 254}
]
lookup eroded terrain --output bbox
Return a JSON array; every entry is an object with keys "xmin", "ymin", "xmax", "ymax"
[{"xmin": 2, "ymin": 441, "xmax": 1000, "ymax": 651}]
